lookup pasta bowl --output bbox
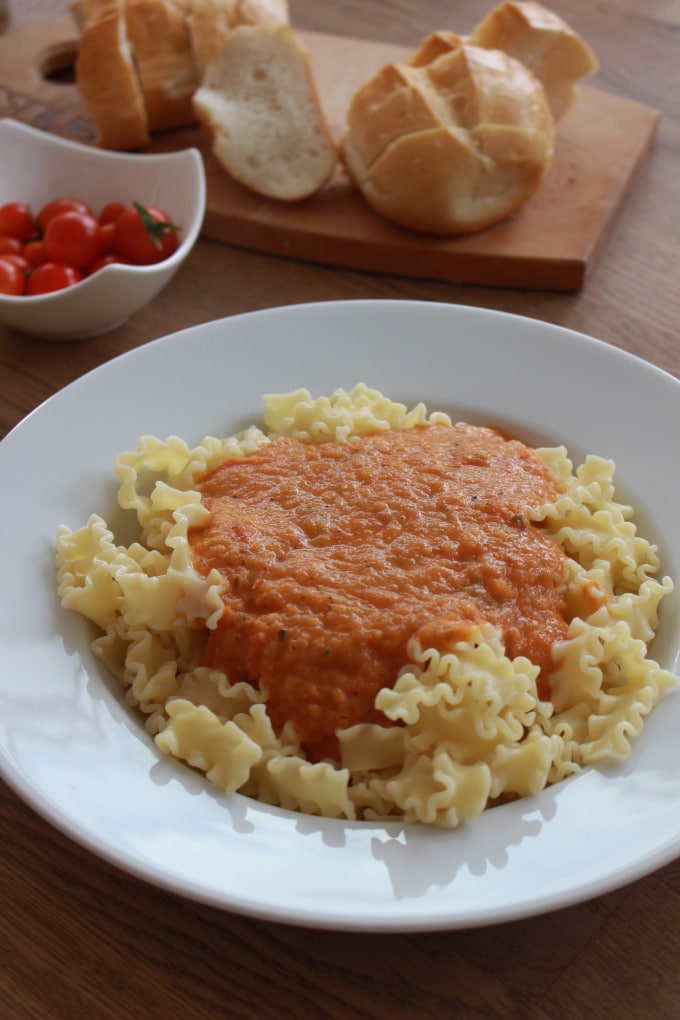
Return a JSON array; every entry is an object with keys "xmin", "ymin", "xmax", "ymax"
[{"xmin": 0, "ymin": 119, "xmax": 205, "ymax": 341}]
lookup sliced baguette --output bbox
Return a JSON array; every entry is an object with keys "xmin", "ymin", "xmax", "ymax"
[
  {"xmin": 72, "ymin": 0, "xmax": 290, "ymax": 148},
  {"xmin": 71, "ymin": 0, "xmax": 150, "ymax": 150},
  {"xmin": 187, "ymin": 0, "xmax": 289, "ymax": 78},
  {"xmin": 70, "ymin": 0, "xmax": 121, "ymax": 31},
  {"xmin": 125, "ymin": 0, "xmax": 199, "ymax": 133},
  {"xmin": 193, "ymin": 24, "xmax": 337, "ymax": 201}
]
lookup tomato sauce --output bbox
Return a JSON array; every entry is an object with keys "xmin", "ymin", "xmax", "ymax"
[{"xmin": 190, "ymin": 424, "xmax": 569, "ymax": 762}]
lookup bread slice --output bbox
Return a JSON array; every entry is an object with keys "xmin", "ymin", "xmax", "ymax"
[
  {"xmin": 70, "ymin": 0, "xmax": 121, "ymax": 31},
  {"xmin": 193, "ymin": 25, "xmax": 337, "ymax": 200},
  {"xmin": 125, "ymin": 0, "xmax": 199, "ymax": 132},
  {"xmin": 71, "ymin": 0, "xmax": 150, "ymax": 150},
  {"xmin": 342, "ymin": 40, "xmax": 555, "ymax": 235},
  {"xmin": 187, "ymin": 0, "xmax": 289, "ymax": 78},
  {"xmin": 468, "ymin": 1, "xmax": 598, "ymax": 119}
]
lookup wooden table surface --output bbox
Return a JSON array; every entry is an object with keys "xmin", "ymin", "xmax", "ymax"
[{"xmin": 2, "ymin": 1, "xmax": 679, "ymax": 1017}]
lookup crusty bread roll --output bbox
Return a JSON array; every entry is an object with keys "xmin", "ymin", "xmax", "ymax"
[
  {"xmin": 188, "ymin": 0, "xmax": 289, "ymax": 77},
  {"xmin": 342, "ymin": 38, "xmax": 555, "ymax": 235},
  {"xmin": 125, "ymin": 0, "xmax": 199, "ymax": 133},
  {"xmin": 193, "ymin": 25, "xmax": 337, "ymax": 201},
  {"xmin": 407, "ymin": 29, "xmax": 463, "ymax": 67},
  {"xmin": 71, "ymin": 0, "xmax": 150, "ymax": 150},
  {"xmin": 469, "ymin": 1, "xmax": 598, "ymax": 119}
]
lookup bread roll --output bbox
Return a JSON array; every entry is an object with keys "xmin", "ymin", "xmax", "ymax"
[
  {"xmin": 469, "ymin": 1, "xmax": 598, "ymax": 119},
  {"xmin": 193, "ymin": 25, "xmax": 337, "ymax": 201},
  {"xmin": 342, "ymin": 38, "xmax": 555, "ymax": 235},
  {"xmin": 188, "ymin": 0, "xmax": 289, "ymax": 77},
  {"xmin": 71, "ymin": 0, "xmax": 150, "ymax": 150},
  {"xmin": 407, "ymin": 29, "xmax": 463, "ymax": 67}
]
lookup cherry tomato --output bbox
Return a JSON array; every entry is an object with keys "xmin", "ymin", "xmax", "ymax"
[
  {"xmin": 87, "ymin": 253, "xmax": 127, "ymax": 275},
  {"xmin": 1, "ymin": 195, "xmax": 182, "ymax": 293},
  {"xmin": 26, "ymin": 262, "xmax": 83, "ymax": 295},
  {"xmin": 99, "ymin": 221, "xmax": 116, "ymax": 254},
  {"xmin": 0, "ymin": 236, "xmax": 22, "ymax": 255},
  {"xmin": 0, "ymin": 202, "xmax": 36, "ymax": 242},
  {"xmin": 1, "ymin": 252, "xmax": 30, "ymax": 275},
  {"xmin": 0, "ymin": 256, "xmax": 25, "ymax": 295},
  {"xmin": 112, "ymin": 203, "xmax": 180, "ymax": 265},
  {"xmin": 44, "ymin": 211, "xmax": 106, "ymax": 270},
  {"xmin": 22, "ymin": 239, "xmax": 48, "ymax": 268},
  {"xmin": 98, "ymin": 201, "xmax": 126, "ymax": 226},
  {"xmin": 36, "ymin": 197, "xmax": 94, "ymax": 234}
]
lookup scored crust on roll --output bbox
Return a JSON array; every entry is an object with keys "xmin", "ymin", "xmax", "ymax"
[
  {"xmin": 71, "ymin": 0, "xmax": 150, "ymax": 150},
  {"xmin": 342, "ymin": 38, "xmax": 555, "ymax": 235},
  {"xmin": 187, "ymin": 0, "xmax": 289, "ymax": 78},
  {"xmin": 407, "ymin": 29, "xmax": 463, "ymax": 67},
  {"xmin": 125, "ymin": 0, "xmax": 199, "ymax": 133},
  {"xmin": 193, "ymin": 24, "xmax": 337, "ymax": 201},
  {"xmin": 468, "ymin": 1, "xmax": 598, "ymax": 119}
]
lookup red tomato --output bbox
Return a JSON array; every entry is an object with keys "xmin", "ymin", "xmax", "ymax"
[
  {"xmin": 99, "ymin": 221, "xmax": 116, "ymax": 254},
  {"xmin": 44, "ymin": 211, "xmax": 106, "ymax": 270},
  {"xmin": 98, "ymin": 201, "xmax": 126, "ymax": 226},
  {"xmin": 112, "ymin": 203, "xmax": 180, "ymax": 265},
  {"xmin": 0, "ymin": 202, "xmax": 36, "ymax": 242},
  {"xmin": 0, "ymin": 256, "xmax": 25, "ymax": 295},
  {"xmin": 22, "ymin": 239, "xmax": 48, "ymax": 268},
  {"xmin": 26, "ymin": 262, "xmax": 83, "ymax": 295},
  {"xmin": 0, "ymin": 236, "xmax": 22, "ymax": 255},
  {"xmin": 36, "ymin": 197, "xmax": 94, "ymax": 234},
  {"xmin": 1, "ymin": 252, "xmax": 30, "ymax": 275},
  {"xmin": 87, "ymin": 253, "xmax": 127, "ymax": 275}
]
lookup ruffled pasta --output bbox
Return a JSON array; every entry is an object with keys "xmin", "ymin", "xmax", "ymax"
[
  {"xmin": 55, "ymin": 385, "xmax": 677, "ymax": 827},
  {"xmin": 264, "ymin": 382, "xmax": 451, "ymax": 442},
  {"xmin": 363, "ymin": 627, "xmax": 556, "ymax": 825}
]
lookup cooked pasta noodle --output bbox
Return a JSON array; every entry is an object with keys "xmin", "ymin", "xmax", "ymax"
[{"xmin": 55, "ymin": 385, "xmax": 676, "ymax": 827}]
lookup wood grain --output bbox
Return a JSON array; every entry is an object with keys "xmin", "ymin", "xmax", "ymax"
[
  {"xmin": 0, "ymin": 16, "xmax": 659, "ymax": 290},
  {"xmin": 1, "ymin": 2, "xmax": 680, "ymax": 1018}
]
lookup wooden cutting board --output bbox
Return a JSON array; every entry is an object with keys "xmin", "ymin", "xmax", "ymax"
[{"xmin": 0, "ymin": 16, "xmax": 659, "ymax": 291}]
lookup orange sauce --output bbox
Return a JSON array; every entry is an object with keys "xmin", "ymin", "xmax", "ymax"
[{"xmin": 190, "ymin": 424, "xmax": 569, "ymax": 761}]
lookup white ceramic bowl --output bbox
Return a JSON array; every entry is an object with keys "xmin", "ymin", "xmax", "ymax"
[{"xmin": 0, "ymin": 119, "xmax": 206, "ymax": 341}]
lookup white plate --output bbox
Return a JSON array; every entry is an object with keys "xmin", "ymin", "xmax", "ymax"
[{"xmin": 1, "ymin": 300, "xmax": 679, "ymax": 932}]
